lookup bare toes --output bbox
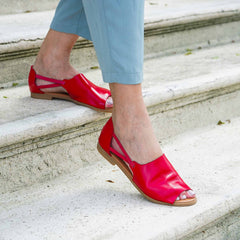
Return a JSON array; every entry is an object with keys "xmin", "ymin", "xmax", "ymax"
[
  {"xmin": 105, "ymin": 96, "xmax": 113, "ymax": 108},
  {"xmin": 176, "ymin": 190, "xmax": 196, "ymax": 201}
]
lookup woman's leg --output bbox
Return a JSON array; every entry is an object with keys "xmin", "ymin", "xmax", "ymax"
[
  {"xmin": 34, "ymin": 0, "xmax": 195, "ymax": 201},
  {"xmin": 82, "ymin": 0, "xmax": 195, "ymax": 200},
  {"xmin": 82, "ymin": 0, "xmax": 144, "ymax": 85},
  {"xmin": 34, "ymin": 29, "xmax": 79, "ymax": 93},
  {"xmin": 110, "ymin": 83, "xmax": 162, "ymax": 164},
  {"xmin": 109, "ymin": 84, "xmax": 195, "ymax": 200},
  {"xmin": 34, "ymin": 0, "xmax": 89, "ymax": 92},
  {"xmin": 33, "ymin": 0, "xmax": 113, "ymax": 108}
]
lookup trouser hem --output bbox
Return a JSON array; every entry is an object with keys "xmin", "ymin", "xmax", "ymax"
[
  {"xmin": 50, "ymin": 22, "xmax": 91, "ymax": 40},
  {"xmin": 102, "ymin": 72, "xmax": 143, "ymax": 85}
]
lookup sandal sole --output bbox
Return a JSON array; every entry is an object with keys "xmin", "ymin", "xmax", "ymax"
[{"xmin": 31, "ymin": 92, "xmax": 113, "ymax": 113}]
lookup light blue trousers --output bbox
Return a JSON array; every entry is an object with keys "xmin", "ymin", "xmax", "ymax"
[{"xmin": 50, "ymin": 0, "xmax": 145, "ymax": 85}]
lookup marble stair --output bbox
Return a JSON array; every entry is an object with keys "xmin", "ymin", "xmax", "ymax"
[{"xmin": 0, "ymin": 1, "xmax": 240, "ymax": 239}]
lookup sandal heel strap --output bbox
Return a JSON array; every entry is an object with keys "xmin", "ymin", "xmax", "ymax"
[
  {"xmin": 111, "ymin": 134, "xmax": 134, "ymax": 167},
  {"xmin": 35, "ymin": 74, "xmax": 64, "ymax": 85},
  {"xmin": 37, "ymin": 84, "xmax": 62, "ymax": 89}
]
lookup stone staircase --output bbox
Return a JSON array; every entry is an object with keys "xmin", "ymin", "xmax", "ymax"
[{"xmin": 0, "ymin": 0, "xmax": 240, "ymax": 239}]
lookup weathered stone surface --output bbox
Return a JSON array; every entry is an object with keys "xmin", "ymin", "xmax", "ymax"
[
  {"xmin": 0, "ymin": 2, "xmax": 240, "ymax": 237},
  {"xmin": 0, "ymin": 0, "xmax": 58, "ymax": 14},
  {"xmin": 0, "ymin": 116, "xmax": 239, "ymax": 239},
  {"xmin": 0, "ymin": 0, "xmax": 240, "ymax": 87},
  {"xmin": 0, "ymin": 42, "xmax": 240, "ymax": 193}
]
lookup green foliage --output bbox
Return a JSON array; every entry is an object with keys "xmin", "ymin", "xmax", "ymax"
[
  {"xmin": 185, "ymin": 49, "xmax": 192, "ymax": 55},
  {"xmin": 12, "ymin": 83, "xmax": 19, "ymax": 87},
  {"xmin": 90, "ymin": 66, "xmax": 99, "ymax": 69}
]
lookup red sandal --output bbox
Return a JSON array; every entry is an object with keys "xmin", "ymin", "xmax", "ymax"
[
  {"xmin": 28, "ymin": 66, "xmax": 113, "ymax": 113},
  {"xmin": 97, "ymin": 117, "xmax": 197, "ymax": 206}
]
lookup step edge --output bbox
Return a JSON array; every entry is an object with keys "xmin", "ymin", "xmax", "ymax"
[
  {"xmin": 1, "ymin": 9, "xmax": 240, "ymax": 61},
  {"xmin": 135, "ymin": 186, "xmax": 240, "ymax": 239},
  {"xmin": 145, "ymin": 66, "xmax": 240, "ymax": 107},
  {"xmin": 0, "ymin": 68, "xmax": 240, "ymax": 154},
  {"xmin": 1, "ymin": 155, "xmax": 240, "ymax": 240},
  {"xmin": 173, "ymin": 187, "xmax": 240, "ymax": 240}
]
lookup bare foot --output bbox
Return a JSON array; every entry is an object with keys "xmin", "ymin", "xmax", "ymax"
[{"xmin": 33, "ymin": 59, "xmax": 78, "ymax": 93}]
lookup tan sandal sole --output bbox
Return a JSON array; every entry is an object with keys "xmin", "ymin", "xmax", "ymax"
[
  {"xmin": 31, "ymin": 92, "xmax": 113, "ymax": 113},
  {"xmin": 97, "ymin": 143, "xmax": 197, "ymax": 207}
]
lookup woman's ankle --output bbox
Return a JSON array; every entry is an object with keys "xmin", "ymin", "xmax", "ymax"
[
  {"xmin": 112, "ymin": 111, "xmax": 163, "ymax": 164},
  {"xmin": 33, "ymin": 29, "xmax": 79, "ymax": 79},
  {"xmin": 33, "ymin": 57, "xmax": 78, "ymax": 93},
  {"xmin": 34, "ymin": 57, "xmax": 78, "ymax": 80}
]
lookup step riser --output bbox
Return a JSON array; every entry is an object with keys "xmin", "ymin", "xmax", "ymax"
[
  {"xmin": 1, "ymin": 87, "xmax": 239, "ymax": 194},
  {"xmin": 0, "ymin": 45, "xmax": 99, "ymax": 88},
  {"xmin": 145, "ymin": 20, "xmax": 240, "ymax": 58},
  {"xmin": 1, "ymin": 16, "xmax": 240, "ymax": 88},
  {"xmin": 1, "ymin": 117, "xmax": 240, "ymax": 240},
  {"xmin": 0, "ymin": 0, "xmax": 58, "ymax": 15},
  {"xmin": 180, "ymin": 208, "xmax": 240, "ymax": 240}
]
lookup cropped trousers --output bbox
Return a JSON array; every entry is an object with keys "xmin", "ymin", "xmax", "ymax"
[{"xmin": 50, "ymin": 0, "xmax": 145, "ymax": 85}]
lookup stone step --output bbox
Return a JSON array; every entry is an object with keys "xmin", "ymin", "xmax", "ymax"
[
  {"xmin": 0, "ymin": 0, "xmax": 58, "ymax": 15},
  {"xmin": 0, "ymin": 42, "xmax": 240, "ymax": 194},
  {"xmin": 0, "ymin": 116, "xmax": 239, "ymax": 240},
  {"xmin": 0, "ymin": 0, "xmax": 240, "ymax": 88},
  {"xmin": 0, "ymin": 0, "xmax": 162, "ymax": 15}
]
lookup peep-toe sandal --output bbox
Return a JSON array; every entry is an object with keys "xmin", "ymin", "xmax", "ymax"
[
  {"xmin": 97, "ymin": 117, "xmax": 197, "ymax": 206},
  {"xmin": 28, "ymin": 66, "xmax": 113, "ymax": 113}
]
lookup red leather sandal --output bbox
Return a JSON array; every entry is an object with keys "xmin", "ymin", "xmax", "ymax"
[
  {"xmin": 97, "ymin": 117, "xmax": 197, "ymax": 206},
  {"xmin": 28, "ymin": 66, "xmax": 112, "ymax": 113}
]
